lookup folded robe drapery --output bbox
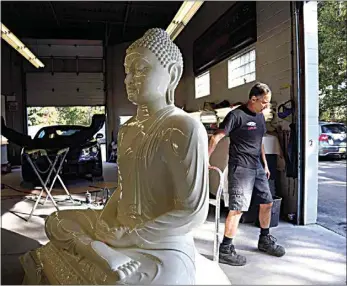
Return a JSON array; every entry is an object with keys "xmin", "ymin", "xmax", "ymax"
[{"xmin": 1, "ymin": 114, "xmax": 105, "ymax": 150}]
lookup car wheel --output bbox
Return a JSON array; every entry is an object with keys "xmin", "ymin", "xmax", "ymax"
[
  {"xmin": 20, "ymin": 180, "xmax": 36, "ymax": 189},
  {"xmin": 21, "ymin": 162, "xmax": 37, "ymax": 184},
  {"xmin": 91, "ymin": 166, "xmax": 103, "ymax": 177}
]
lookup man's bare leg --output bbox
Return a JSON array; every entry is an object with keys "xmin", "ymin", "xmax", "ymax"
[
  {"xmin": 219, "ymin": 210, "xmax": 247, "ymax": 266},
  {"xmin": 224, "ymin": 210, "xmax": 243, "ymax": 238},
  {"xmin": 259, "ymin": 202, "xmax": 272, "ymax": 229}
]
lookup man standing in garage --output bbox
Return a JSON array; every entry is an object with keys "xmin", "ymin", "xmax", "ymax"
[{"xmin": 208, "ymin": 82, "xmax": 286, "ymax": 266}]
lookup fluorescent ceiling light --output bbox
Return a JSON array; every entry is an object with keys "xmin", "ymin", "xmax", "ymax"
[
  {"xmin": 166, "ymin": 1, "xmax": 204, "ymax": 41},
  {"xmin": 1, "ymin": 23, "xmax": 44, "ymax": 69}
]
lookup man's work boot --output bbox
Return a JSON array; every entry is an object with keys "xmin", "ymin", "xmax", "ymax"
[
  {"xmin": 219, "ymin": 244, "xmax": 247, "ymax": 266},
  {"xmin": 258, "ymin": 234, "xmax": 285, "ymax": 257}
]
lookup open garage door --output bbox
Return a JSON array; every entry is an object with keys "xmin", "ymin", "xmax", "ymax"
[{"xmin": 26, "ymin": 72, "xmax": 105, "ymax": 107}]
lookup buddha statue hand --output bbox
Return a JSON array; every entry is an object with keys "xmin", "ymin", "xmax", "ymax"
[
  {"xmin": 74, "ymin": 235, "xmax": 141, "ymax": 282},
  {"xmin": 95, "ymin": 228, "xmax": 135, "ymax": 249},
  {"xmin": 95, "ymin": 219, "xmax": 133, "ymax": 247}
]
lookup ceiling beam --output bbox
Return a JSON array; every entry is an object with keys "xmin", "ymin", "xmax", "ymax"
[
  {"xmin": 104, "ymin": 22, "xmax": 112, "ymax": 47},
  {"xmin": 122, "ymin": 2, "xmax": 131, "ymax": 38},
  {"xmin": 60, "ymin": 17, "xmax": 156, "ymax": 28},
  {"xmin": 60, "ymin": 18, "xmax": 122, "ymax": 25},
  {"xmin": 49, "ymin": 2, "xmax": 61, "ymax": 27},
  {"xmin": 129, "ymin": 2, "xmax": 182, "ymax": 9},
  {"xmin": 11, "ymin": 3, "xmax": 21, "ymax": 18}
]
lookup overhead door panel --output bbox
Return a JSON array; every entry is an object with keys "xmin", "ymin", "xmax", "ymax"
[{"xmin": 26, "ymin": 72, "xmax": 105, "ymax": 106}]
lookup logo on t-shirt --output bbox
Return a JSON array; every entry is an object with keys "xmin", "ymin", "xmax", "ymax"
[{"xmin": 246, "ymin": 121, "xmax": 257, "ymax": 130}]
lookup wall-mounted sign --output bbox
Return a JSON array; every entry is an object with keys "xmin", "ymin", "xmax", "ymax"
[
  {"xmin": 7, "ymin": 101, "xmax": 18, "ymax": 112},
  {"xmin": 193, "ymin": 2, "xmax": 257, "ymax": 76}
]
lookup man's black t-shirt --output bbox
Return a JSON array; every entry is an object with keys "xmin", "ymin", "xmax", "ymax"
[{"xmin": 219, "ymin": 105, "xmax": 266, "ymax": 169}]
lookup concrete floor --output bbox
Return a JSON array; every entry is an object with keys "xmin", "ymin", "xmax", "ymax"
[
  {"xmin": 197, "ymin": 207, "xmax": 346, "ymax": 285},
  {"xmin": 1, "ymin": 194, "xmax": 346, "ymax": 285}
]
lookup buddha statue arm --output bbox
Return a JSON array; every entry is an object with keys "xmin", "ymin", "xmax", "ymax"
[
  {"xmin": 94, "ymin": 116, "xmax": 209, "ymax": 249},
  {"xmin": 98, "ymin": 186, "xmax": 122, "ymax": 228},
  {"xmin": 132, "ymin": 117, "xmax": 210, "ymax": 242}
]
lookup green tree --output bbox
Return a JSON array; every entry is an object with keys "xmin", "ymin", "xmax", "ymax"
[
  {"xmin": 318, "ymin": 1, "xmax": 347, "ymax": 122},
  {"xmin": 28, "ymin": 106, "xmax": 105, "ymax": 127},
  {"xmin": 27, "ymin": 107, "xmax": 59, "ymax": 126},
  {"xmin": 56, "ymin": 106, "xmax": 105, "ymax": 126}
]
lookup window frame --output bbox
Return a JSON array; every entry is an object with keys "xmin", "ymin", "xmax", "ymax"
[
  {"xmin": 195, "ymin": 71, "xmax": 211, "ymax": 99},
  {"xmin": 227, "ymin": 46, "xmax": 256, "ymax": 89}
]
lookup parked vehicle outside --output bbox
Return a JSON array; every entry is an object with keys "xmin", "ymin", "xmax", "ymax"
[
  {"xmin": 21, "ymin": 125, "xmax": 104, "ymax": 184},
  {"xmin": 319, "ymin": 122, "xmax": 346, "ymax": 159}
]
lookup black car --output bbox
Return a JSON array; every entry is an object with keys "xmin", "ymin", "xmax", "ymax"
[{"xmin": 21, "ymin": 125, "xmax": 104, "ymax": 184}]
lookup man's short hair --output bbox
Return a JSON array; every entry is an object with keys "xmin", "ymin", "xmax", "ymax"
[{"xmin": 248, "ymin": 83, "xmax": 271, "ymax": 99}]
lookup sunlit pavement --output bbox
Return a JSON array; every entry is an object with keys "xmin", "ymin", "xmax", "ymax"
[{"xmin": 318, "ymin": 159, "xmax": 346, "ymax": 236}]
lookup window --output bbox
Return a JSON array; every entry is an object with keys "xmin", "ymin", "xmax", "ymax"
[
  {"xmin": 37, "ymin": 130, "xmax": 46, "ymax": 139},
  {"xmin": 56, "ymin": 129, "xmax": 81, "ymax": 136},
  {"xmin": 321, "ymin": 124, "xmax": 346, "ymax": 134},
  {"xmin": 195, "ymin": 71, "xmax": 210, "ymax": 98},
  {"xmin": 228, "ymin": 49, "xmax": 256, "ymax": 89}
]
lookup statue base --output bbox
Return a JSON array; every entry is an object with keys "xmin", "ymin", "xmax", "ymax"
[{"xmin": 20, "ymin": 243, "xmax": 231, "ymax": 285}]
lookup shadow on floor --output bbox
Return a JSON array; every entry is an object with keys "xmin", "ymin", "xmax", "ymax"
[{"xmin": 1, "ymin": 228, "xmax": 42, "ymax": 285}]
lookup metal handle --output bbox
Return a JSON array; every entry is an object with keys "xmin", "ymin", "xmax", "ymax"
[{"xmin": 209, "ymin": 166, "xmax": 224, "ymax": 263}]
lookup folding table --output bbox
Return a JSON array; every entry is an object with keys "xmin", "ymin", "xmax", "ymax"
[{"xmin": 24, "ymin": 147, "xmax": 73, "ymax": 222}]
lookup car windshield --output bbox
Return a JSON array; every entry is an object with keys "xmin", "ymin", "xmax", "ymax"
[
  {"xmin": 36, "ymin": 127, "xmax": 82, "ymax": 139},
  {"xmin": 321, "ymin": 124, "xmax": 346, "ymax": 134}
]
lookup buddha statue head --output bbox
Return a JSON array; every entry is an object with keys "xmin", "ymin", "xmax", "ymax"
[{"xmin": 124, "ymin": 28, "xmax": 183, "ymax": 106}]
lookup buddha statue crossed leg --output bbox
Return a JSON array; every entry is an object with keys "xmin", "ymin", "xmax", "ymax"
[{"xmin": 20, "ymin": 28, "xmax": 224, "ymax": 285}]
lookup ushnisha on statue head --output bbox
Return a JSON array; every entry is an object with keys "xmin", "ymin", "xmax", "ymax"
[{"xmin": 124, "ymin": 28, "xmax": 183, "ymax": 106}]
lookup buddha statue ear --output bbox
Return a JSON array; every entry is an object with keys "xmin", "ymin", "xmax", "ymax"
[{"xmin": 166, "ymin": 62, "xmax": 182, "ymax": 105}]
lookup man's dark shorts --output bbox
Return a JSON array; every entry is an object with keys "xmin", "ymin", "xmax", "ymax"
[{"xmin": 228, "ymin": 164, "xmax": 273, "ymax": 211}]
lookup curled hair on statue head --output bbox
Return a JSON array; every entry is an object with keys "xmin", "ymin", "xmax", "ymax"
[
  {"xmin": 126, "ymin": 28, "xmax": 183, "ymax": 72},
  {"xmin": 126, "ymin": 28, "xmax": 184, "ymax": 105}
]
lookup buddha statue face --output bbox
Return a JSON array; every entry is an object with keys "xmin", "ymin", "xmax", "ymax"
[
  {"xmin": 124, "ymin": 47, "xmax": 170, "ymax": 105},
  {"xmin": 124, "ymin": 28, "xmax": 183, "ymax": 106}
]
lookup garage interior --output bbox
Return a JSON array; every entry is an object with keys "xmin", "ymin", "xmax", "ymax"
[{"xmin": 1, "ymin": 1, "xmax": 345, "ymax": 285}]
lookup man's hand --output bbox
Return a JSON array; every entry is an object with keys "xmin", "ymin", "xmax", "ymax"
[
  {"xmin": 261, "ymin": 143, "xmax": 270, "ymax": 179},
  {"xmin": 264, "ymin": 166, "xmax": 271, "ymax": 180}
]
